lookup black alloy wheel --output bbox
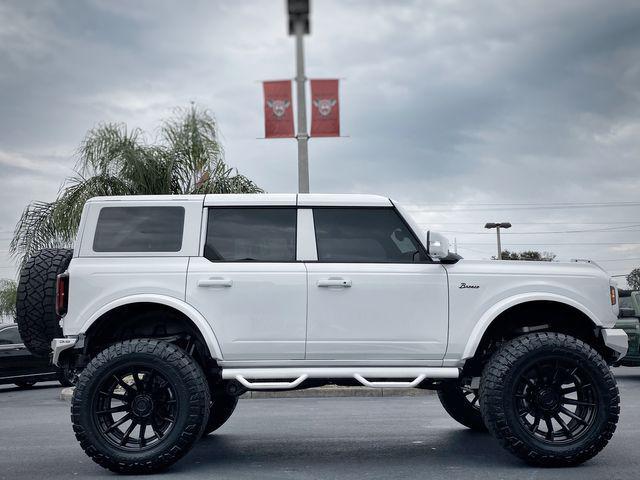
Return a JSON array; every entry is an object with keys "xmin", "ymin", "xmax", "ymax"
[
  {"xmin": 93, "ymin": 367, "xmax": 179, "ymax": 450},
  {"xmin": 513, "ymin": 359, "xmax": 597, "ymax": 443}
]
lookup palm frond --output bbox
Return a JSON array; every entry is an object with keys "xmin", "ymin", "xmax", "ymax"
[{"xmin": 11, "ymin": 104, "xmax": 263, "ymax": 265}]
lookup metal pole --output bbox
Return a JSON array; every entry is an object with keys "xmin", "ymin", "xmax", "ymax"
[
  {"xmin": 294, "ymin": 21, "xmax": 310, "ymax": 193},
  {"xmin": 496, "ymin": 226, "xmax": 502, "ymax": 260}
]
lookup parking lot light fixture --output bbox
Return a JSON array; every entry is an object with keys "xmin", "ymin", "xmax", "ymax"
[{"xmin": 484, "ymin": 222, "xmax": 512, "ymax": 260}]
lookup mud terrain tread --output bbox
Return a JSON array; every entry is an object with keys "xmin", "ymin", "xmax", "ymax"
[
  {"xmin": 16, "ymin": 248, "xmax": 73, "ymax": 357},
  {"xmin": 479, "ymin": 332, "xmax": 619, "ymax": 467},
  {"xmin": 71, "ymin": 339, "xmax": 210, "ymax": 474}
]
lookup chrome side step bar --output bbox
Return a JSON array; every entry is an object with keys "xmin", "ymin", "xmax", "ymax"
[{"xmin": 221, "ymin": 367, "xmax": 459, "ymax": 390}]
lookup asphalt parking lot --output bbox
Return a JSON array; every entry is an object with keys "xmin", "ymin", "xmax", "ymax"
[{"xmin": 1, "ymin": 368, "xmax": 640, "ymax": 480}]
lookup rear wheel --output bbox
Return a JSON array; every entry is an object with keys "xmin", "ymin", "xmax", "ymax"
[
  {"xmin": 202, "ymin": 392, "xmax": 238, "ymax": 436},
  {"xmin": 480, "ymin": 332, "xmax": 619, "ymax": 467},
  {"xmin": 71, "ymin": 339, "xmax": 210, "ymax": 474},
  {"xmin": 438, "ymin": 380, "xmax": 486, "ymax": 431}
]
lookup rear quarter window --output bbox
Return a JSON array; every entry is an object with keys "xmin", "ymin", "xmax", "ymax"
[{"xmin": 93, "ymin": 206, "xmax": 185, "ymax": 252}]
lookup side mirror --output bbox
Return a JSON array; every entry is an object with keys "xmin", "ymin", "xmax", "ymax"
[{"xmin": 426, "ymin": 231, "xmax": 449, "ymax": 260}]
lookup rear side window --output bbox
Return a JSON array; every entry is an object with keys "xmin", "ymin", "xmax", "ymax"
[
  {"xmin": 205, "ymin": 208, "xmax": 296, "ymax": 262},
  {"xmin": 93, "ymin": 207, "xmax": 185, "ymax": 252},
  {"xmin": 313, "ymin": 208, "xmax": 423, "ymax": 263}
]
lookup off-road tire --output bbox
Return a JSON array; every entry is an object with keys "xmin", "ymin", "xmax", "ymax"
[
  {"xmin": 71, "ymin": 339, "xmax": 210, "ymax": 474},
  {"xmin": 16, "ymin": 248, "xmax": 73, "ymax": 357},
  {"xmin": 202, "ymin": 392, "xmax": 238, "ymax": 435},
  {"xmin": 480, "ymin": 332, "xmax": 619, "ymax": 467},
  {"xmin": 438, "ymin": 381, "xmax": 487, "ymax": 431}
]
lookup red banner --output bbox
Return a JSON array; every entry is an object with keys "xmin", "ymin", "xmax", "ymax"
[
  {"xmin": 263, "ymin": 80, "xmax": 294, "ymax": 138},
  {"xmin": 310, "ymin": 79, "xmax": 340, "ymax": 137}
]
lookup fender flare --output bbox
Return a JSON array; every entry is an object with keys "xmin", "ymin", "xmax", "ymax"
[
  {"xmin": 79, "ymin": 294, "xmax": 223, "ymax": 360},
  {"xmin": 461, "ymin": 292, "xmax": 601, "ymax": 360}
]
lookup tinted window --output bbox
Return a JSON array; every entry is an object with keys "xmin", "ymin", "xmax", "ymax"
[
  {"xmin": 205, "ymin": 208, "xmax": 296, "ymax": 262},
  {"xmin": 313, "ymin": 208, "xmax": 422, "ymax": 263},
  {"xmin": 0, "ymin": 326, "xmax": 22, "ymax": 345},
  {"xmin": 93, "ymin": 207, "xmax": 185, "ymax": 252}
]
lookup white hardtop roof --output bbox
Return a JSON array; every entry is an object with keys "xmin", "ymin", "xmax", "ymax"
[
  {"xmin": 87, "ymin": 194, "xmax": 392, "ymax": 207},
  {"xmin": 204, "ymin": 193, "xmax": 392, "ymax": 207}
]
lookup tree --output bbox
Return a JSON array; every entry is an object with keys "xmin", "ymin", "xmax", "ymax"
[
  {"xmin": 0, "ymin": 279, "xmax": 17, "ymax": 322},
  {"xmin": 10, "ymin": 105, "xmax": 262, "ymax": 264},
  {"xmin": 493, "ymin": 250, "xmax": 557, "ymax": 261},
  {"xmin": 628, "ymin": 268, "xmax": 640, "ymax": 290}
]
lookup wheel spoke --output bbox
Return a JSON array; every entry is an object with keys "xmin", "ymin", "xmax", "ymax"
[
  {"xmin": 104, "ymin": 413, "xmax": 132, "ymax": 433},
  {"xmin": 150, "ymin": 419, "xmax": 164, "ymax": 440},
  {"xmin": 560, "ymin": 407, "xmax": 589, "ymax": 425},
  {"xmin": 145, "ymin": 370, "xmax": 157, "ymax": 391},
  {"xmin": 139, "ymin": 422, "xmax": 147, "ymax": 448},
  {"xmin": 553, "ymin": 414, "xmax": 574, "ymax": 439},
  {"xmin": 99, "ymin": 391, "xmax": 128, "ymax": 401},
  {"xmin": 133, "ymin": 372, "xmax": 144, "ymax": 392},
  {"xmin": 96, "ymin": 404, "xmax": 129, "ymax": 415},
  {"xmin": 470, "ymin": 395, "xmax": 479, "ymax": 407},
  {"xmin": 119, "ymin": 419, "xmax": 137, "ymax": 446},
  {"xmin": 530, "ymin": 411, "xmax": 541, "ymax": 433},
  {"xmin": 544, "ymin": 416, "xmax": 554, "ymax": 440},
  {"xmin": 113, "ymin": 375, "xmax": 135, "ymax": 394},
  {"xmin": 561, "ymin": 398, "xmax": 595, "ymax": 407}
]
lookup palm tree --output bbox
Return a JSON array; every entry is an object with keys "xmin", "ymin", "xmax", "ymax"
[
  {"xmin": 0, "ymin": 279, "xmax": 17, "ymax": 322},
  {"xmin": 10, "ymin": 105, "xmax": 262, "ymax": 264}
]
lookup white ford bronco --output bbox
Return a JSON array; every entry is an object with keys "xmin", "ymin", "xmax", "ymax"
[{"xmin": 16, "ymin": 194, "xmax": 627, "ymax": 473}]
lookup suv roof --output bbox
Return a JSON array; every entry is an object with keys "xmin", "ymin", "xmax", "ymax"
[{"xmin": 87, "ymin": 193, "xmax": 393, "ymax": 207}]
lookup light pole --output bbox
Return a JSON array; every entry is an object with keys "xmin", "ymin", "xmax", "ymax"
[
  {"xmin": 485, "ymin": 222, "xmax": 512, "ymax": 260},
  {"xmin": 288, "ymin": 0, "xmax": 310, "ymax": 193}
]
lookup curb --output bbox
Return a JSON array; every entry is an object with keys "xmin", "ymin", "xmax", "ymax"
[{"xmin": 59, "ymin": 385, "xmax": 433, "ymax": 402}]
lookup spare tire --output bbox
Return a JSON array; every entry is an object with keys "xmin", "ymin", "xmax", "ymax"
[{"xmin": 16, "ymin": 248, "xmax": 73, "ymax": 357}]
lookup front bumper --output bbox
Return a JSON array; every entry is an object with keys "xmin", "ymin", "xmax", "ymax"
[
  {"xmin": 601, "ymin": 328, "xmax": 629, "ymax": 358},
  {"xmin": 51, "ymin": 337, "xmax": 78, "ymax": 366}
]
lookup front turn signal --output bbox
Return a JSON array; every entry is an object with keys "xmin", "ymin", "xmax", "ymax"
[{"xmin": 610, "ymin": 286, "xmax": 617, "ymax": 305}]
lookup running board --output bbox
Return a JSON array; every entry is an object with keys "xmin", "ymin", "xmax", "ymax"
[{"xmin": 221, "ymin": 367, "xmax": 459, "ymax": 391}]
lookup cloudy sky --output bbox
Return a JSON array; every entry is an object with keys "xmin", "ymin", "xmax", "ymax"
[{"xmin": 1, "ymin": 0, "xmax": 639, "ymax": 283}]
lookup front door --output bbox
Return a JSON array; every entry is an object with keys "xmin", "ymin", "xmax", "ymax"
[
  {"xmin": 186, "ymin": 207, "xmax": 307, "ymax": 360},
  {"xmin": 305, "ymin": 207, "xmax": 449, "ymax": 360}
]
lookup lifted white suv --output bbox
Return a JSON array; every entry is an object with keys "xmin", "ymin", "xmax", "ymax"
[{"xmin": 19, "ymin": 194, "xmax": 627, "ymax": 473}]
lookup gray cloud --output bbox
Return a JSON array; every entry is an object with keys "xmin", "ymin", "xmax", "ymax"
[{"xmin": 0, "ymin": 0, "xmax": 639, "ymax": 282}]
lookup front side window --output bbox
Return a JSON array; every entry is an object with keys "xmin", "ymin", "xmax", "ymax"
[
  {"xmin": 93, "ymin": 207, "xmax": 185, "ymax": 252},
  {"xmin": 313, "ymin": 208, "xmax": 423, "ymax": 263},
  {"xmin": 205, "ymin": 208, "xmax": 296, "ymax": 262}
]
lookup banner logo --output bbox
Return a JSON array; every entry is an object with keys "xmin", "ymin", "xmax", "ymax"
[
  {"xmin": 266, "ymin": 99, "xmax": 291, "ymax": 118},
  {"xmin": 313, "ymin": 98, "xmax": 337, "ymax": 117}
]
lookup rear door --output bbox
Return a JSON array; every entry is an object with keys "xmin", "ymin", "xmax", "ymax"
[
  {"xmin": 304, "ymin": 207, "xmax": 449, "ymax": 361},
  {"xmin": 186, "ymin": 204, "xmax": 307, "ymax": 360}
]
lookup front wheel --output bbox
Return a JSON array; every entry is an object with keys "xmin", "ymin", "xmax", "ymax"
[
  {"xmin": 480, "ymin": 332, "xmax": 619, "ymax": 467},
  {"xmin": 71, "ymin": 339, "xmax": 210, "ymax": 474}
]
